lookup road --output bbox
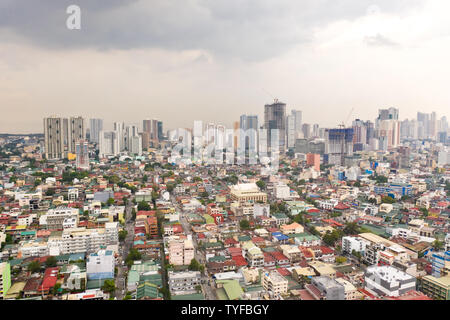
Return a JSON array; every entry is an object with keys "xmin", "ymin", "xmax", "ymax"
[
  {"xmin": 172, "ymin": 195, "xmax": 217, "ymax": 300},
  {"xmin": 115, "ymin": 201, "xmax": 135, "ymax": 300}
]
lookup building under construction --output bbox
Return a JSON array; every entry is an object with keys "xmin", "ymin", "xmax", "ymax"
[{"xmin": 324, "ymin": 128, "xmax": 354, "ymax": 166}]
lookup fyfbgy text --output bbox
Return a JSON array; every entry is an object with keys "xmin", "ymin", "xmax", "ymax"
[{"xmin": 181, "ymin": 304, "xmax": 270, "ymax": 318}]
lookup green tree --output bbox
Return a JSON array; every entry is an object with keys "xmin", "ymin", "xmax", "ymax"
[
  {"xmin": 189, "ymin": 258, "xmax": 202, "ymax": 271},
  {"xmin": 102, "ymin": 279, "xmax": 116, "ymax": 295},
  {"xmin": 137, "ymin": 201, "xmax": 151, "ymax": 211},
  {"xmin": 335, "ymin": 256, "xmax": 347, "ymax": 264},
  {"xmin": 107, "ymin": 198, "xmax": 115, "ymax": 206},
  {"xmin": 119, "ymin": 230, "xmax": 128, "ymax": 242},
  {"xmin": 256, "ymin": 180, "xmax": 266, "ymax": 190},
  {"xmin": 45, "ymin": 256, "xmax": 57, "ymax": 268},
  {"xmin": 240, "ymin": 219, "xmax": 250, "ymax": 230},
  {"xmin": 28, "ymin": 261, "xmax": 41, "ymax": 273},
  {"xmin": 381, "ymin": 196, "xmax": 396, "ymax": 204},
  {"xmin": 432, "ymin": 240, "xmax": 444, "ymax": 251},
  {"xmin": 343, "ymin": 222, "xmax": 360, "ymax": 235}
]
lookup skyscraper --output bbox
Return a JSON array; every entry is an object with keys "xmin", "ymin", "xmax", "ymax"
[
  {"xmin": 99, "ymin": 131, "xmax": 120, "ymax": 157},
  {"xmin": 75, "ymin": 140, "xmax": 90, "ymax": 169},
  {"xmin": 264, "ymin": 100, "xmax": 286, "ymax": 153},
  {"xmin": 43, "ymin": 116, "xmax": 85, "ymax": 159},
  {"xmin": 68, "ymin": 117, "xmax": 85, "ymax": 154},
  {"xmin": 286, "ymin": 110, "xmax": 302, "ymax": 149},
  {"xmin": 89, "ymin": 119, "xmax": 103, "ymax": 144},
  {"xmin": 43, "ymin": 116, "xmax": 66, "ymax": 159},
  {"xmin": 239, "ymin": 115, "xmax": 258, "ymax": 155},
  {"xmin": 324, "ymin": 128, "xmax": 354, "ymax": 166},
  {"xmin": 376, "ymin": 108, "xmax": 400, "ymax": 151}
]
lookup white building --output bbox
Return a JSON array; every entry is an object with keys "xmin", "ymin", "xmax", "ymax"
[
  {"xmin": 168, "ymin": 270, "xmax": 201, "ymax": 295},
  {"xmin": 342, "ymin": 236, "xmax": 368, "ymax": 254},
  {"xmin": 262, "ymin": 271, "xmax": 288, "ymax": 295},
  {"xmin": 87, "ymin": 249, "xmax": 115, "ymax": 280},
  {"xmin": 40, "ymin": 207, "xmax": 79, "ymax": 230},
  {"xmin": 274, "ymin": 183, "xmax": 291, "ymax": 200},
  {"xmin": 364, "ymin": 265, "xmax": 416, "ymax": 297}
]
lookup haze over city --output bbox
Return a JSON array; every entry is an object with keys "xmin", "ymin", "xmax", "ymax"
[{"xmin": 1, "ymin": 0, "xmax": 450, "ymax": 133}]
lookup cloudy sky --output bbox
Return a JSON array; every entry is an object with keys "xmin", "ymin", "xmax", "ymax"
[{"xmin": 0, "ymin": 0, "xmax": 449, "ymax": 133}]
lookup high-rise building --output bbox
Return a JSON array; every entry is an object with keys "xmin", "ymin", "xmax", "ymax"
[
  {"xmin": 302, "ymin": 123, "xmax": 311, "ymax": 140},
  {"xmin": 286, "ymin": 110, "xmax": 302, "ymax": 149},
  {"xmin": 239, "ymin": 115, "xmax": 259, "ymax": 155},
  {"xmin": 89, "ymin": 119, "xmax": 103, "ymax": 144},
  {"xmin": 376, "ymin": 108, "xmax": 400, "ymax": 151},
  {"xmin": 43, "ymin": 116, "xmax": 66, "ymax": 159},
  {"xmin": 99, "ymin": 131, "xmax": 120, "ymax": 157},
  {"xmin": 114, "ymin": 122, "xmax": 125, "ymax": 151},
  {"xmin": 325, "ymin": 128, "xmax": 354, "ymax": 166},
  {"xmin": 68, "ymin": 117, "xmax": 85, "ymax": 154},
  {"xmin": 75, "ymin": 140, "xmax": 90, "ymax": 169},
  {"xmin": 264, "ymin": 100, "xmax": 286, "ymax": 153},
  {"xmin": 44, "ymin": 116, "xmax": 85, "ymax": 159},
  {"xmin": 143, "ymin": 119, "xmax": 161, "ymax": 145}
]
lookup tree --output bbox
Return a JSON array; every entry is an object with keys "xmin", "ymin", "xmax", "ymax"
[
  {"xmin": 189, "ymin": 258, "xmax": 201, "ymax": 271},
  {"xmin": 137, "ymin": 201, "xmax": 151, "ymax": 211},
  {"xmin": 381, "ymin": 196, "xmax": 396, "ymax": 204},
  {"xmin": 256, "ymin": 180, "xmax": 266, "ymax": 190},
  {"xmin": 375, "ymin": 175, "xmax": 388, "ymax": 184},
  {"xmin": 106, "ymin": 198, "xmax": 115, "ymax": 206},
  {"xmin": 119, "ymin": 230, "xmax": 128, "ymax": 242},
  {"xmin": 126, "ymin": 248, "xmax": 142, "ymax": 267},
  {"xmin": 240, "ymin": 219, "xmax": 250, "ymax": 230},
  {"xmin": 52, "ymin": 283, "xmax": 61, "ymax": 296},
  {"xmin": 28, "ymin": 261, "xmax": 41, "ymax": 273},
  {"xmin": 336, "ymin": 256, "xmax": 347, "ymax": 264},
  {"xmin": 46, "ymin": 188, "xmax": 55, "ymax": 196},
  {"xmin": 45, "ymin": 256, "xmax": 57, "ymax": 268},
  {"xmin": 432, "ymin": 240, "xmax": 444, "ymax": 251},
  {"xmin": 102, "ymin": 279, "xmax": 116, "ymax": 295},
  {"xmin": 343, "ymin": 222, "xmax": 359, "ymax": 235}
]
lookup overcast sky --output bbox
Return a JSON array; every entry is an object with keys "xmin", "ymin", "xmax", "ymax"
[{"xmin": 0, "ymin": 0, "xmax": 449, "ymax": 133}]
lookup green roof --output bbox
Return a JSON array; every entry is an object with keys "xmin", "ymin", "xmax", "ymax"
[
  {"xmin": 222, "ymin": 280, "xmax": 244, "ymax": 300},
  {"xmin": 209, "ymin": 255, "xmax": 226, "ymax": 263},
  {"xmin": 238, "ymin": 235, "xmax": 251, "ymax": 242},
  {"xmin": 136, "ymin": 282, "xmax": 163, "ymax": 299},
  {"xmin": 172, "ymin": 293, "xmax": 205, "ymax": 300}
]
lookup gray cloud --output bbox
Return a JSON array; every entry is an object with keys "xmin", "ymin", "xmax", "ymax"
[
  {"xmin": 364, "ymin": 34, "xmax": 400, "ymax": 47},
  {"xmin": 0, "ymin": 0, "xmax": 422, "ymax": 60}
]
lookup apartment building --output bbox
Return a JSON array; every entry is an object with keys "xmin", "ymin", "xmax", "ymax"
[
  {"xmin": 311, "ymin": 276, "xmax": 345, "ymax": 300},
  {"xmin": 421, "ymin": 275, "xmax": 450, "ymax": 300},
  {"xmin": 364, "ymin": 265, "xmax": 416, "ymax": 297},
  {"xmin": 262, "ymin": 271, "xmax": 288, "ymax": 295},
  {"xmin": 168, "ymin": 270, "xmax": 201, "ymax": 295},
  {"xmin": 19, "ymin": 241, "xmax": 49, "ymax": 258},
  {"xmin": 168, "ymin": 239, "xmax": 195, "ymax": 266},
  {"xmin": 41, "ymin": 207, "xmax": 79, "ymax": 230},
  {"xmin": 87, "ymin": 249, "xmax": 115, "ymax": 280},
  {"xmin": 48, "ymin": 223, "xmax": 118, "ymax": 255}
]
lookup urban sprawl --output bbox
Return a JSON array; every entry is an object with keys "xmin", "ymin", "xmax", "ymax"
[{"xmin": 0, "ymin": 101, "xmax": 449, "ymax": 301}]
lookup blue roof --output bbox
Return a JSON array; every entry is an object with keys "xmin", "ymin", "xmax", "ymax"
[{"xmin": 272, "ymin": 232, "xmax": 289, "ymax": 240}]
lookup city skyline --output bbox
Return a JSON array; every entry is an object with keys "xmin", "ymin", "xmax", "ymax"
[{"xmin": 2, "ymin": 1, "xmax": 450, "ymax": 133}]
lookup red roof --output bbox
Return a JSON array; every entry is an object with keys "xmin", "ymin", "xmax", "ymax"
[
  {"xmin": 335, "ymin": 202, "xmax": 350, "ymax": 210},
  {"xmin": 277, "ymin": 268, "xmax": 291, "ymax": 276},
  {"xmin": 39, "ymin": 267, "xmax": 59, "ymax": 291},
  {"xmin": 231, "ymin": 255, "xmax": 248, "ymax": 267},
  {"xmin": 228, "ymin": 247, "xmax": 242, "ymax": 257},
  {"xmin": 270, "ymin": 251, "xmax": 289, "ymax": 262},
  {"xmin": 320, "ymin": 246, "xmax": 334, "ymax": 255}
]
